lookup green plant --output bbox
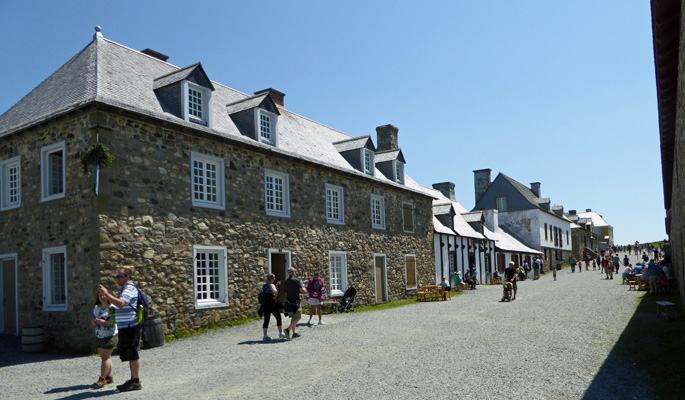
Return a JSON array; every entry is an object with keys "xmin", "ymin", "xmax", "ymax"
[{"xmin": 80, "ymin": 143, "xmax": 115, "ymax": 175}]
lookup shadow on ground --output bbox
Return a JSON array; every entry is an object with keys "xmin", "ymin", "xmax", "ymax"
[{"xmin": 0, "ymin": 333, "xmax": 84, "ymax": 368}]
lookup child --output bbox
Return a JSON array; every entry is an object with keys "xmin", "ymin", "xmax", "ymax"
[{"xmin": 92, "ymin": 291, "xmax": 118, "ymax": 388}]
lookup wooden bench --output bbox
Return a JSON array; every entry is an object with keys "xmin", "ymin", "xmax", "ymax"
[
  {"xmin": 321, "ymin": 301, "xmax": 339, "ymax": 314},
  {"xmin": 492, "ymin": 277, "xmax": 502, "ymax": 285},
  {"xmin": 628, "ymin": 280, "xmax": 637, "ymax": 291},
  {"xmin": 656, "ymin": 301, "xmax": 677, "ymax": 320}
]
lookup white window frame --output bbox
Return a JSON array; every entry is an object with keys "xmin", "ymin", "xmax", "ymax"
[
  {"xmin": 42, "ymin": 246, "xmax": 67, "ymax": 311},
  {"xmin": 265, "ymin": 169, "xmax": 290, "ymax": 217},
  {"xmin": 362, "ymin": 149, "xmax": 375, "ymax": 175},
  {"xmin": 255, "ymin": 109, "xmax": 278, "ymax": 147},
  {"xmin": 405, "ymin": 254, "xmax": 418, "ymax": 290},
  {"xmin": 0, "ymin": 156, "xmax": 21, "ymax": 210},
  {"xmin": 183, "ymin": 81, "xmax": 212, "ymax": 127},
  {"xmin": 496, "ymin": 196, "xmax": 508, "ymax": 212},
  {"xmin": 394, "ymin": 160, "xmax": 405, "ymax": 184},
  {"xmin": 40, "ymin": 141, "xmax": 66, "ymax": 202},
  {"xmin": 190, "ymin": 152, "xmax": 225, "ymax": 210},
  {"xmin": 371, "ymin": 194, "xmax": 385, "ymax": 229},
  {"xmin": 328, "ymin": 251, "xmax": 348, "ymax": 297},
  {"xmin": 402, "ymin": 201, "xmax": 414, "ymax": 233},
  {"xmin": 325, "ymin": 184, "xmax": 345, "ymax": 225},
  {"xmin": 193, "ymin": 246, "xmax": 228, "ymax": 309}
]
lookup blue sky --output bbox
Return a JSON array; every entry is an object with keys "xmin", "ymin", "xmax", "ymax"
[{"xmin": 0, "ymin": 1, "xmax": 664, "ymax": 244}]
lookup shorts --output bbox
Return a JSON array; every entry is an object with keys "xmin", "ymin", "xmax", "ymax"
[
  {"xmin": 309, "ymin": 298, "xmax": 322, "ymax": 306},
  {"xmin": 649, "ymin": 275, "xmax": 659, "ymax": 284},
  {"xmin": 95, "ymin": 335, "xmax": 118, "ymax": 350},
  {"xmin": 285, "ymin": 308, "xmax": 302, "ymax": 320},
  {"xmin": 118, "ymin": 324, "xmax": 142, "ymax": 362}
]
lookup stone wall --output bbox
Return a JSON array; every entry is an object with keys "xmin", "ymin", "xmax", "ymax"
[{"xmin": 671, "ymin": 6, "xmax": 685, "ymax": 307}]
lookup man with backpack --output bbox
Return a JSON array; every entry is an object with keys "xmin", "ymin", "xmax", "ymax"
[
  {"xmin": 98, "ymin": 267, "xmax": 143, "ymax": 392},
  {"xmin": 283, "ymin": 267, "xmax": 307, "ymax": 339}
]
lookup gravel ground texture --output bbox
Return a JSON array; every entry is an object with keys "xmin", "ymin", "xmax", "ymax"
[{"xmin": 0, "ymin": 253, "xmax": 655, "ymax": 400}]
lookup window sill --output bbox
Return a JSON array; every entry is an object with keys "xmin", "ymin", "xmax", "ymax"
[
  {"xmin": 192, "ymin": 201, "xmax": 225, "ymax": 210},
  {"xmin": 195, "ymin": 300, "xmax": 229, "ymax": 310}
]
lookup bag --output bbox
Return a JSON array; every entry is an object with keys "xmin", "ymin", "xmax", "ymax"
[
  {"xmin": 258, "ymin": 283, "xmax": 273, "ymax": 305},
  {"xmin": 135, "ymin": 288, "xmax": 150, "ymax": 324},
  {"xmin": 284, "ymin": 298, "xmax": 299, "ymax": 313}
]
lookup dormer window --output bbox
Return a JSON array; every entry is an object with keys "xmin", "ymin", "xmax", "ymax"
[
  {"xmin": 394, "ymin": 161, "xmax": 404, "ymax": 184},
  {"xmin": 183, "ymin": 81, "xmax": 211, "ymax": 126},
  {"xmin": 255, "ymin": 109, "xmax": 278, "ymax": 146},
  {"xmin": 363, "ymin": 149, "xmax": 375, "ymax": 175}
]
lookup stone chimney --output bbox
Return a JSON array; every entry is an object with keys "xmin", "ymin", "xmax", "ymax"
[
  {"xmin": 254, "ymin": 88, "xmax": 285, "ymax": 107},
  {"xmin": 141, "ymin": 48, "xmax": 169, "ymax": 62},
  {"xmin": 432, "ymin": 182, "xmax": 456, "ymax": 201},
  {"xmin": 586, "ymin": 208, "xmax": 592, "ymax": 212},
  {"xmin": 530, "ymin": 182, "xmax": 541, "ymax": 198},
  {"xmin": 376, "ymin": 124, "xmax": 399, "ymax": 151},
  {"xmin": 483, "ymin": 209, "xmax": 498, "ymax": 232},
  {"xmin": 569, "ymin": 210, "xmax": 576, "ymax": 215},
  {"xmin": 473, "ymin": 169, "xmax": 492, "ymax": 205}
]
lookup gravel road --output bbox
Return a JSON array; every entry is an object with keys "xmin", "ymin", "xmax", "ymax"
[{"xmin": 0, "ymin": 255, "xmax": 654, "ymax": 399}]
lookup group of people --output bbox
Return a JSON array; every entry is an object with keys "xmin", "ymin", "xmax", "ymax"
[
  {"xmin": 620, "ymin": 257, "xmax": 671, "ymax": 295},
  {"xmin": 258, "ymin": 267, "xmax": 327, "ymax": 342}
]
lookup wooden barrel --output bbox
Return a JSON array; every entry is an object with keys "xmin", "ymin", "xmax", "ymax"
[
  {"xmin": 21, "ymin": 324, "xmax": 45, "ymax": 352},
  {"xmin": 142, "ymin": 316, "xmax": 164, "ymax": 349}
]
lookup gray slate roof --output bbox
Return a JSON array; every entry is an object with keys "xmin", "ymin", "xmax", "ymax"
[
  {"xmin": 332, "ymin": 136, "xmax": 373, "ymax": 153},
  {"xmin": 0, "ymin": 35, "xmax": 432, "ymax": 198}
]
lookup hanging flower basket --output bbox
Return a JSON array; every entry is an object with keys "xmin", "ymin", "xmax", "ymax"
[{"xmin": 80, "ymin": 143, "xmax": 115, "ymax": 175}]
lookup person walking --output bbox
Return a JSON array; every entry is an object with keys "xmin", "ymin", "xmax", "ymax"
[
  {"xmin": 98, "ymin": 268, "xmax": 142, "ymax": 392},
  {"xmin": 570, "ymin": 256, "xmax": 576, "ymax": 273},
  {"xmin": 283, "ymin": 267, "xmax": 307, "ymax": 339},
  {"xmin": 306, "ymin": 271, "xmax": 326, "ymax": 326},
  {"xmin": 504, "ymin": 262, "xmax": 517, "ymax": 300},
  {"xmin": 647, "ymin": 259, "xmax": 660, "ymax": 295},
  {"xmin": 91, "ymin": 291, "xmax": 118, "ymax": 389},
  {"xmin": 533, "ymin": 256, "xmax": 540, "ymax": 280},
  {"xmin": 259, "ymin": 273, "xmax": 284, "ymax": 341}
]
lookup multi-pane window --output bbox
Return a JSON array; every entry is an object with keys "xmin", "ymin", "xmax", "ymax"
[
  {"xmin": 402, "ymin": 202, "xmax": 414, "ymax": 233},
  {"xmin": 395, "ymin": 161, "xmax": 404, "ymax": 184},
  {"xmin": 191, "ymin": 152, "xmax": 225, "ymax": 209},
  {"xmin": 405, "ymin": 255, "xmax": 417, "ymax": 289},
  {"xmin": 188, "ymin": 87, "xmax": 203, "ymax": 120},
  {"xmin": 496, "ymin": 196, "xmax": 508, "ymax": 212},
  {"xmin": 265, "ymin": 170, "xmax": 290, "ymax": 217},
  {"xmin": 363, "ymin": 149, "xmax": 374, "ymax": 175},
  {"xmin": 449, "ymin": 254, "xmax": 455, "ymax": 273},
  {"xmin": 184, "ymin": 82, "xmax": 211, "ymax": 126},
  {"xmin": 41, "ymin": 142, "xmax": 65, "ymax": 202},
  {"xmin": 371, "ymin": 194, "xmax": 385, "ymax": 229},
  {"xmin": 256, "ymin": 109, "xmax": 278, "ymax": 146},
  {"xmin": 329, "ymin": 251, "xmax": 347, "ymax": 297},
  {"xmin": 544, "ymin": 223, "xmax": 548, "ymax": 240},
  {"xmin": 42, "ymin": 246, "xmax": 67, "ymax": 311},
  {"xmin": 0, "ymin": 156, "xmax": 21, "ymax": 210},
  {"xmin": 326, "ymin": 184, "xmax": 344, "ymax": 224},
  {"xmin": 567, "ymin": 231, "xmax": 569, "ymax": 245},
  {"xmin": 193, "ymin": 246, "xmax": 228, "ymax": 308}
]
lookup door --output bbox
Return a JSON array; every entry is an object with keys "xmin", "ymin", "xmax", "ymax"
[
  {"xmin": 1, "ymin": 256, "xmax": 17, "ymax": 334},
  {"xmin": 269, "ymin": 250, "xmax": 290, "ymax": 303},
  {"xmin": 374, "ymin": 254, "xmax": 387, "ymax": 303}
]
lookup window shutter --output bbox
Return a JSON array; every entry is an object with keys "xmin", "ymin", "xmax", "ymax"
[
  {"xmin": 403, "ymin": 203, "xmax": 413, "ymax": 232},
  {"xmin": 406, "ymin": 256, "xmax": 416, "ymax": 288}
]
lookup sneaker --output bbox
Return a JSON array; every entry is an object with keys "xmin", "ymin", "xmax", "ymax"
[
  {"xmin": 116, "ymin": 380, "xmax": 142, "ymax": 392},
  {"xmin": 292, "ymin": 332, "xmax": 301, "ymax": 338},
  {"xmin": 318, "ymin": 321, "xmax": 325, "ymax": 325},
  {"xmin": 94, "ymin": 377, "xmax": 106, "ymax": 389},
  {"xmin": 307, "ymin": 320, "xmax": 312, "ymax": 326},
  {"xmin": 263, "ymin": 335, "xmax": 271, "ymax": 342},
  {"xmin": 279, "ymin": 332, "xmax": 286, "ymax": 339},
  {"xmin": 105, "ymin": 376, "xmax": 113, "ymax": 385},
  {"xmin": 284, "ymin": 328, "xmax": 291, "ymax": 340}
]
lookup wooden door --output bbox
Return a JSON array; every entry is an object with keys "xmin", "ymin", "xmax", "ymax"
[
  {"xmin": 374, "ymin": 255, "xmax": 387, "ymax": 303},
  {"xmin": 270, "ymin": 253, "xmax": 287, "ymax": 303}
]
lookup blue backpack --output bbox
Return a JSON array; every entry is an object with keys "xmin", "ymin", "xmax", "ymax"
[{"xmin": 132, "ymin": 288, "xmax": 150, "ymax": 323}]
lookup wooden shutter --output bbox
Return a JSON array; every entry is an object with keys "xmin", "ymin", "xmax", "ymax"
[
  {"xmin": 403, "ymin": 203, "xmax": 413, "ymax": 232},
  {"xmin": 406, "ymin": 256, "xmax": 417, "ymax": 288}
]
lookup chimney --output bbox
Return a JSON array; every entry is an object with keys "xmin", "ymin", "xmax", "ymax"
[
  {"xmin": 569, "ymin": 210, "xmax": 576, "ymax": 215},
  {"xmin": 473, "ymin": 169, "xmax": 492, "ymax": 205},
  {"xmin": 432, "ymin": 182, "xmax": 456, "ymax": 201},
  {"xmin": 254, "ymin": 88, "xmax": 285, "ymax": 107},
  {"xmin": 586, "ymin": 209, "xmax": 592, "ymax": 212},
  {"xmin": 376, "ymin": 124, "xmax": 399, "ymax": 151},
  {"xmin": 530, "ymin": 182, "xmax": 541, "ymax": 198},
  {"xmin": 483, "ymin": 209, "xmax": 498, "ymax": 232},
  {"xmin": 141, "ymin": 48, "xmax": 169, "ymax": 62}
]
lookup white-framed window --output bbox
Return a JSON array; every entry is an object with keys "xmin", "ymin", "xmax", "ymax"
[
  {"xmin": 265, "ymin": 169, "xmax": 290, "ymax": 217},
  {"xmin": 42, "ymin": 246, "xmax": 67, "ymax": 311},
  {"xmin": 362, "ymin": 149, "xmax": 375, "ymax": 175},
  {"xmin": 496, "ymin": 196, "xmax": 508, "ymax": 212},
  {"xmin": 328, "ymin": 251, "xmax": 348, "ymax": 297},
  {"xmin": 394, "ymin": 160, "xmax": 404, "ymax": 184},
  {"xmin": 405, "ymin": 254, "xmax": 417, "ymax": 290},
  {"xmin": 449, "ymin": 254, "xmax": 455, "ymax": 272},
  {"xmin": 40, "ymin": 141, "xmax": 66, "ymax": 202},
  {"xmin": 255, "ymin": 109, "xmax": 278, "ymax": 147},
  {"xmin": 193, "ymin": 246, "xmax": 228, "ymax": 309},
  {"xmin": 0, "ymin": 156, "xmax": 21, "ymax": 210},
  {"xmin": 325, "ymin": 184, "xmax": 344, "ymax": 225},
  {"xmin": 191, "ymin": 152, "xmax": 225, "ymax": 210},
  {"xmin": 371, "ymin": 194, "xmax": 385, "ymax": 229},
  {"xmin": 402, "ymin": 202, "xmax": 414, "ymax": 233},
  {"xmin": 183, "ymin": 81, "xmax": 212, "ymax": 126}
]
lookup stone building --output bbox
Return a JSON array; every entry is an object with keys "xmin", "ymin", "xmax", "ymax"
[
  {"xmin": 471, "ymin": 169, "xmax": 573, "ymax": 265},
  {"xmin": 566, "ymin": 210, "xmax": 599, "ymax": 261},
  {"xmin": 576, "ymin": 209, "xmax": 613, "ymax": 250},
  {"xmin": 651, "ymin": 0, "xmax": 684, "ymax": 306},
  {"xmin": 0, "ymin": 30, "xmax": 434, "ymax": 350}
]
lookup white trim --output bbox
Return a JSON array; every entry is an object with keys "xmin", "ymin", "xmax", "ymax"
[
  {"xmin": 370, "ymin": 194, "xmax": 385, "ymax": 230},
  {"xmin": 190, "ymin": 152, "xmax": 225, "ymax": 210},
  {"xmin": 264, "ymin": 169, "xmax": 290, "ymax": 217},
  {"xmin": 0, "ymin": 156, "xmax": 21, "ymax": 210},
  {"xmin": 183, "ymin": 81, "xmax": 212, "ymax": 127},
  {"xmin": 42, "ymin": 246, "xmax": 67, "ymax": 311},
  {"xmin": 325, "ymin": 184, "xmax": 345, "ymax": 225},
  {"xmin": 268, "ymin": 248, "xmax": 292, "ymax": 274},
  {"xmin": 362, "ymin": 149, "xmax": 375, "ymax": 175},
  {"xmin": 193, "ymin": 245, "xmax": 229, "ymax": 309},
  {"xmin": 255, "ymin": 109, "xmax": 278, "ymax": 147},
  {"xmin": 394, "ymin": 160, "xmax": 404, "ymax": 184},
  {"xmin": 496, "ymin": 196, "xmax": 508, "ymax": 212},
  {"xmin": 328, "ymin": 251, "xmax": 347, "ymax": 297},
  {"xmin": 402, "ymin": 201, "xmax": 414, "ymax": 233},
  {"xmin": 373, "ymin": 253, "xmax": 388, "ymax": 303},
  {"xmin": 405, "ymin": 254, "xmax": 417, "ymax": 290},
  {"xmin": 0, "ymin": 253, "xmax": 19, "ymax": 334},
  {"xmin": 40, "ymin": 141, "xmax": 66, "ymax": 202}
]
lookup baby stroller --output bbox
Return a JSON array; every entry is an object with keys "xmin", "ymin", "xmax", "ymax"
[
  {"xmin": 339, "ymin": 287, "xmax": 357, "ymax": 312},
  {"xmin": 501, "ymin": 282, "xmax": 513, "ymax": 302}
]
